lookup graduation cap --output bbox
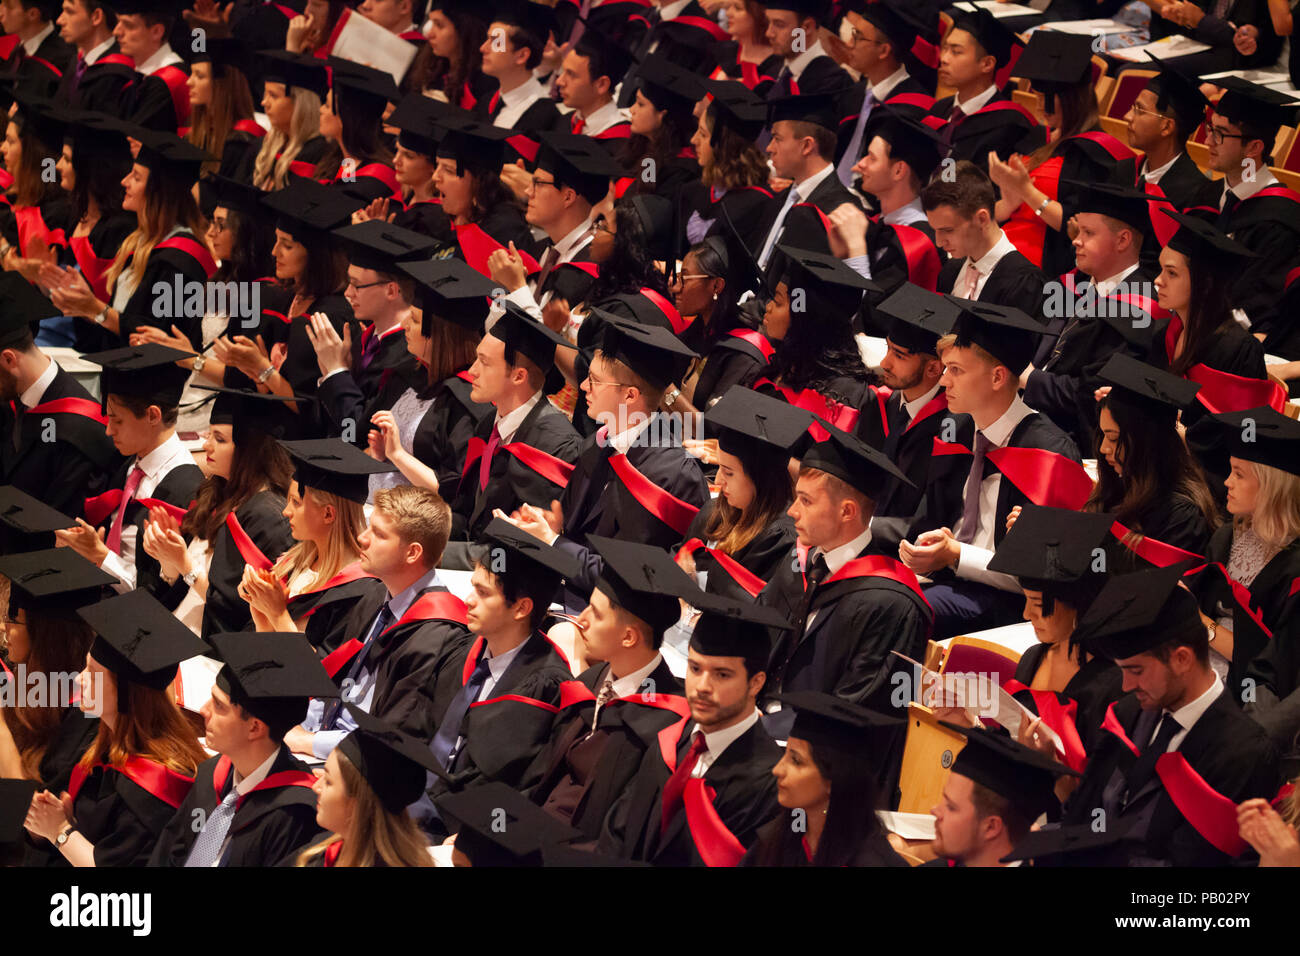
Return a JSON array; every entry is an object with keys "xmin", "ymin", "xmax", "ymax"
[
  {"xmin": 278, "ymin": 437, "xmax": 400, "ymax": 504},
  {"xmin": 536, "ymin": 131, "xmax": 624, "ymax": 205},
  {"xmin": 1010, "ymin": 30, "xmax": 1092, "ymax": 107},
  {"xmin": 0, "ymin": 780, "xmax": 38, "ymax": 844},
  {"xmin": 261, "ymin": 179, "xmax": 366, "ymax": 241},
  {"xmin": 689, "ymin": 593, "xmax": 791, "ymax": 659},
  {"xmin": 573, "ymin": 24, "xmax": 635, "ymax": 86},
  {"xmin": 132, "ymin": 129, "xmax": 215, "ymax": 188},
  {"xmin": 199, "ymin": 174, "xmax": 267, "ymax": 220},
  {"xmin": 489, "ymin": 0, "xmax": 559, "ymax": 43},
  {"xmin": 189, "ymin": 36, "xmax": 253, "ymax": 77},
  {"xmin": 338, "ymin": 703, "xmax": 449, "ymax": 814},
  {"xmin": 1000, "ymin": 818, "xmax": 1142, "ymax": 865},
  {"xmin": 1062, "ymin": 179, "xmax": 1155, "ymax": 235},
  {"xmin": 589, "ymin": 310, "xmax": 697, "ymax": 390},
  {"xmin": 626, "ymin": 193, "xmax": 677, "ymax": 264},
  {"xmin": 113, "ymin": 0, "xmax": 184, "ymax": 14},
  {"xmin": 762, "ymin": 0, "xmax": 830, "ymax": 21},
  {"xmin": 258, "ymin": 50, "xmax": 330, "ymax": 99},
  {"xmin": 82, "ymin": 343, "xmax": 194, "ymax": 413},
  {"xmin": 79, "ymin": 589, "xmax": 210, "ymax": 691},
  {"xmin": 1207, "ymin": 406, "xmax": 1300, "ymax": 478},
  {"xmin": 0, "ymin": 485, "xmax": 77, "ymax": 547},
  {"xmin": 1075, "ymin": 563, "xmax": 1203, "ymax": 661},
  {"xmin": 10, "ymin": 90, "xmax": 68, "ymax": 151},
  {"xmin": 943, "ymin": 723, "xmax": 1078, "ymax": 821},
  {"xmin": 66, "ymin": 111, "xmax": 134, "ymax": 173},
  {"xmin": 633, "ymin": 53, "xmax": 706, "ymax": 116},
  {"xmin": 705, "ymin": 384, "xmax": 816, "ymax": 465},
  {"xmin": 1212, "ymin": 76, "xmax": 1298, "ymax": 140},
  {"xmin": 436, "ymin": 780, "xmax": 580, "ymax": 865},
  {"xmin": 586, "ymin": 534, "xmax": 702, "ymax": 636},
  {"xmin": 801, "ymin": 419, "xmax": 911, "ymax": 499},
  {"xmin": 1096, "ymin": 352, "xmax": 1201, "ymax": 421},
  {"xmin": 489, "ymin": 303, "xmax": 574, "ymax": 373},
  {"xmin": 775, "ymin": 691, "xmax": 903, "ymax": 754},
  {"xmin": 478, "ymin": 516, "xmax": 580, "ymax": 609},
  {"xmin": 1145, "ymin": 56, "xmax": 1208, "ymax": 137},
  {"xmin": 703, "ymin": 79, "xmax": 767, "ymax": 145},
  {"xmin": 209, "ymin": 631, "xmax": 339, "ymax": 738},
  {"xmin": 1158, "ymin": 208, "xmax": 1258, "ymax": 263},
  {"xmin": 434, "ymin": 112, "xmax": 511, "ymax": 177},
  {"xmin": 943, "ymin": 296, "xmax": 1042, "ymax": 376},
  {"xmin": 876, "ymin": 282, "xmax": 958, "ymax": 356},
  {"xmin": 0, "ymin": 548, "xmax": 116, "ymax": 621},
  {"xmin": 848, "ymin": 0, "xmax": 934, "ymax": 49},
  {"xmin": 326, "ymin": 57, "xmax": 402, "ymax": 116},
  {"xmin": 388, "ymin": 93, "xmax": 456, "ymax": 158},
  {"xmin": 861, "ymin": 107, "xmax": 949, "ymax": 180},
  {"xmin": 768, "ymin": 92, "xmax": 839, "ymax": 133},
  {"xmin": 334, "ymin": 220, "xmax": 439, "ymax": 274},
  {"xmin": 399, "ymin": 257, "xmax": 497, "ymax": 333},
  {"xmin": 776, "ymin": 244, "xmax": 879, "ymax": 317},
  {"xmin": 986, "ymin": 504, "xmax": 1115, "ymax": 614},
  {"xmin": 198, "ymin": 385, "xmax": 306, "ymax": 444},
  {"xmin": 949, "ymin": 6, "xmax": 1019, "ymax": 67},
  {"xmin": 0, "ymin": 272, "xmax": 59, "ymax": 348}
]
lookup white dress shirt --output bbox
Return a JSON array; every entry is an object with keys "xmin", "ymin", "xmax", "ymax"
[
  {"xmin": 82, "ymin": 36, "xmax": 115, "ymax": 67},
  {"xmin": 882, "ymin": 196, "xmax": 927, "ymax": 228},
  {"xmin": 1140, "ymin": 153, "xmax": 1179, "ymax": 184},
  {"xmin": 479, "ymin": 637, "xmax": 530, "ymax": 701},
  {"xmin": 951, "ymin": 83, "xmax": 998, "ymax": 117},
  {"xmin": 205, "ymin": 746, "xmax": 282, "ymax": 866},
  {"xmin": 1092, "ymin": 262, "xmax": 1139, "ymax": 299},
  {"xmin": 501, "ymin": 214, "xmax": 597, "ymax": 319},
  {"xmin": 610, "ymin": 652, "xmax": 665, "ymax": 698},
  {"xmin": 689, "ymin": 707, "xmax": 761, "ymax": 778},
  {"xmin": 901, "ymin": 381, "xmax": 943, "ymax": 421},
  {"xmin": 493, "ymin": 390, "xmax": 543, "ymax": 443},
  {"xmin": 100, "ymin": 431, "xmax": 196, "ymax": 592},
  {"xmin": 758, "ymin": 162, "xmax": 837, "ymax": 268},
  {"xmin": 136, "ymin": 43, "xmax": 181, "ymax": 74},
  {"xmin": 18, "ymin": 357, "xmax": 58, "ymax": 409},
  {"xmin": 870, "ymin": 65, "xmax": 911, "ymax": 101},
  {"xmin": 805, "ymin": 525, "xmax": 873, "ymax": 632},
  {"xmin": 1152, "ymin": 675, "xmax": 1223, "ymax": 753},
  {"xmin": 952, "ymin": 230, "xmax": 1018, "ymax": 300},
  {"xmin": 21, "ymin": 22, "xmax": 53, "ymax": 57},
  {"xmin": 787, "ymin": 39, "xmax": 829, "ymax": 81},
  {"xmin": 493, "ymin": 75, "xmax": 551, "ymax": 129},
  {"xmin": 1221, "ymin": 166, "xmax": 1279, "ymax": 210},
  {"xmin": 578, "ymin": 99, "xmax": 627, "ymax": 137}
]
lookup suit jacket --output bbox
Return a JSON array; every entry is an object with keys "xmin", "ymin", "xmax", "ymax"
[{"xmin": 753, "ymin": 171, "xmax": 864, "ymax": 259}]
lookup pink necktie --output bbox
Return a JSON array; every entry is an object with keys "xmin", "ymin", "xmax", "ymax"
[
  {"xmin": 479, "ymin": 424, "xmax": 502, "ymax": 491},
  {"xmin": 106, "ymin": 465, "xmax": 145, "ymax": 554},
  {"xmin": 964, "ymin": 264, "xmax": 981, "ymax": 299}
]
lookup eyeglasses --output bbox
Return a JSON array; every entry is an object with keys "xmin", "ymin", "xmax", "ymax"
[
  {"xmin": 1128, "ymin": 103, "xmax": 1171, "ymax": 120},
  {"xmin": 209, "ymin": 217, "xmax": 230, "ymax": 233},
  {"xmin": 669, "ymin": 273, "xmax": 712, "ymax": 286},
  {"xmin": 347, "ymin": 277, "xmax": 389, "ymax": 290},
  {"xmin": 585, "ymin": 371, "xmax": 631, "ymax": 390},
  {"xmin": 531, "ymin": 176, "xmax": 559, "ymax": 190},
  {"xmin": 1207, "ymin": 126, "xmax": 1246, "ymax": 144}
]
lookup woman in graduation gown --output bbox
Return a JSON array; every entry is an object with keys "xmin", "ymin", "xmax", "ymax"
[
  {"xmin": 249, "ymin": 51, "xmax": 329, "ymax": 192},
  {"xmin": 684, "ymin": 80, "xmax": 772, "ymax": 246},
  {"xmin": 1085, "ymin": 355, "xmax": 1220, "ymax": 558},
  {"xmin": 742, "ymin": 692, "xmax": 907, "ymax": 867},
  {"xmin": 678, "ymin": 386, "xmax": 805, "ymax": 604},
  {"xmin": 23, "ymin": 589, "xmax": 208, "ymax": 867},
  {"xmin": 239, "ymin": 439, "xmax": 382, "ymax": 655},
  {"xmin": 0, "ymin": 553, "xmax": 107, "ymax": 866},
  {"xmin": 290, "ymin": 707, "xmax": 435, "ymax": 867},
  {"xmin": 418, "ymin": 0, "xmax": 495, "ymax": 112},
  {"xmin": 141, "ymin": 390, "xmax": 296, "ymax": 639},
  {"xmin": 430, "ymin": 117, "xmax": 531, "ymax": 264},
  {"xmin": 385, "ymin": 93, "xmax": 454, "ymax": 244},
  {"xmin": 364, "ymin": 257, "xmax": 493, "ymax": 507},
  {"xmin": 185, "ymin": 38, "xmax": 263, "ymax": 184},
  {"xmin": 622, "ymin": 55, "xmax": 701, "ymax": 202},
  {"xmin": 709, "ymin": 0, "xmax": 779, "ymax": 92},
  {"xmin": 314, "ymin": 60, "xmax": 402, "ymax": 203},
  {"xmin": 0, "ymin": 93, "xmax": 71, "ymax": 287}
]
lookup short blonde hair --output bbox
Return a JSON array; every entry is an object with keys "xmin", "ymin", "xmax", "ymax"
[
  {"xmin": 936, "ymin": 333, "xmax": 999, "ymax": 369},
  {"xmin": 797, "ymin": 466, "xmax": 872, "ymax": 517},
  {"xmin": 372, "ymin": 485, "xmax": 451, "ymax": 567},
  {"xmin": 1237, "ymin": 460, "xmax": 1300, "ymax": 550}
]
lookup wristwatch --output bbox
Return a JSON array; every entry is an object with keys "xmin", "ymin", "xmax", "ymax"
[
  {"xmin": 1207, "ymin": 621, "xmax": 1217, "ymax": 643},
  {"xmin": 182, "ymin": 567, "xmax": 200, "ymax": 588},
  {"xmin": 257, "ymin": 365, "xmax": 276, "ymax": 385},
  {"xmin": 663, "ymin": 386, "xmax": 681, "ymax": 407},
  {"xmin": 192, "ymin": 353, "xmax": 206, "ymax": 373},
  {"xmin": 93, "ymin": 307, "xmax": 109, "ymax": 325},
  {"xmin": 1033, "ymin": 196, "xmax": 1051, "ymax": 218},
  {"xmin": 56, "ymin": 823, "xmax": 76, "ymax": 846}
]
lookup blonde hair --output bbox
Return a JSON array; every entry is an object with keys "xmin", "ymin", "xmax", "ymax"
[
  {"xmin": 1236, "ymin": 460, "xmax": 1300, "ymax": 550},
  {"xmin": 105, "ymin": 169, "xmax": 211, "ymax": 299},
  {"xmin": 798, "ymin": 466, "xmax": 873, "ymax": 519},
  {"xmin": 294, "ymin": 749, "xmax": 434, "ymax": 867},
  {"xmin": 252, "ymin": 87, "xmax": 323, "ymax": 191},
  {"xmin": 273, "ymin": 486, "xmax": 366, "ymax": 586},
  {"xmin": 372, "ymin": 485, "xmax": 451, "ymax": 568}
]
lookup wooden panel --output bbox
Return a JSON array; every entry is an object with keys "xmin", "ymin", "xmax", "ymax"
[{"xmin": 897, "ymin": 703, "xmax": 968, "ymax": 814}]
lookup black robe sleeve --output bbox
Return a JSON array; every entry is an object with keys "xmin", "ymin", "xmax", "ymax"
[{"xmin": 200, "ymin": 490, "xmax": 293, "ymax": 639}]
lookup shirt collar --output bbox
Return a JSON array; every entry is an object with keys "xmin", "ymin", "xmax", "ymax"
[
  {"xmin": 19, "ymin": 357, "xmax": 58, "ymax": 409},
  {"xmin": 1167, "ymin": 674, "xmax": 1222, "ymax": 737},
  {"xmin": 1227, "ymin": 166, "xmax": 1278, "ymax": 203},
  {"xmin": 659, "ymin": 0, "xmax": 692, "ymax": 19},
  {"xmin": 232, "ymin": 745, "xmax": 282, "ymax": 795},
  {"xmin": 500, "ymin": 74, "xmax": 547, "ymax": 108},
  {"xmin": 902, "ymin": 381, "xmax": 942, "ymax": 420},
  {"xmin": 606, "ymin": 412, "xmax": 656, "ymax": 455},
  {"xmin": 135, "ymin": 431, "xmax": 188, "ymax": 480},
  {"xmin": 553, "ymin": 215, "xmax": 596, "ymax": 259},
  {"xmin": 610, "ymin": 653, "xmax": 664, "ymax": 698},
  {"xmin": 1141, "ymin": 153, "xmax": 1179, "ymax": 183},
  {"xmin": 794, "ymin": 162, "xmax": 836, "ymax": 201},
  {"xmin": 494, "ymin": 390, "xmax": 542, "ymax": 443},
  {"xmin": 953, "ymin": 84, "xmax": 997, "ymax": 115},
  {"xmin": 22, "ymin": 22, "xmax": 53, "ymax": 57},
  {"xmin": 819, "ymin": 525, "xmax": 873, "ymax": 576},
  {"xmin": 968, "ymin": 230, "xmax": 1017, "ymax": 275},
  {"xmin": 882, "ymin": 196, "xmax": 926, "ymax": 227},
  {"xmin": 136, "ymin": 43, "xmax": 180, "ymax": 74},
  {"xmin": 386, "ymin": 565, "xmax": 445, "ymax": 620},
  {"xmin": 692, "ymin": 707, "xmax": 760, "ymax": 761},
  {"xmin": 1092, "ymin": 263, "xmax": 1139, "ymax": 298},
  {"xmin": 870, "ymin": 65, "xmax": 910, "ymax": 101},
  {"xmin": 978, "ymin": 393, "xmax": 1033, "ymax": 448},
  {"xmin": 580, "ymin": 99, "xmax": 625, "ymax": 133},
  {"xmin": 788, "ymin": 39, "xmax": 826, "ymax": 79},
  {"xmin": 83, "ymin": 36, "xmax": 115, "ymax": 66},
  {"xmin": 486, "ymin": 636, "xmax": 529, "ymax": 680}
]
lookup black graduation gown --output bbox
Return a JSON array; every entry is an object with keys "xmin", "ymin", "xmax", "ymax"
[
  {"xmin": 739, "ymin": 815, "xmax": 909, "ymax": 866},
  {"xmin": 598, "ymin": 716, "xmax": 782, "ymax": 866},
  {"xmin": 769, "ymin": 54, "xmax": 852, "ymax": 98},
  {"xmin": 1040, "ymin": 132, "xmax": 1138, "ymax": 279},
  {"xmin": 0, "ymin": 364, "xmax": 120, "ymax": 517},
  {"xmin": 696, "ymin": 185, "xmax": 775, "ymax": 245},
  {"xmin": 149, "ymin": 748, "xmax": 322, "ymax": 867},
  {"xmin": 218, "ymin": 126, "xmax": 265, "ymax": 184},
  {"xmin": 1132, "ymin": 493, "xmax": 1214, "ymax": 558},
  {"xmin": 116, "ymin": 229, "xmax": 215, "ymax": 348},
  {"xmin": 753, "ymin": 174, "xmax": 863, "ymax": 260},
  {"xmin": 555, "ymin": 412, "xmax": 711, "ymax": 600},
  {"xmin": 527, "ymin": 657, "xmax": 685, "ymax": 839},
  {"xmin": 712, "ymin": 41, "xmax": 781, "ymax": 95},
  {"xmin": 682, "ymin": 502, "xmax": 795, "ymax": 603},
  {"xmin": 834, "ymin": 75, "xmax": 931, "ymax": 166},
  {"xmin": 68, "ymin": 759, "xmax": 197, "ymax": 867},
  {"xmin": 449, "ymin": 395, "xmax": 581, "ymax": 541},
  {"xmin": 59, "ymin": 211, "xmax": 138, "ymax": 354},
  {"xmin": 128, "ymin": 58, "xmax": 192, "ymax": 133},
  {"xmin": 57, "ymin": 44, "xmax": 135, "ymax": 113},
  {"xmin": 1011, "ymin": 644, "xmax": 1123, "ymax": 757},
  {"xmin": 690, "ymin": 327, "xmax": 772, "ymax": 411},
  {"xmin": 927, "ymin": 92, "xmax": 1043, "ymax": 173},
  {"xmin": 391, "ymin": 198, "xmax": 455, "ymax": 245},
  {"xmin": 1143, "ymin": 151, "xmax": 1220, "ymax": 213},
  {"xmin": 935, "ymin": 247, "xmax": 1047, "ymax": 319},
  {"xmin": 1061, "ymin": 688, "xmax": 1279, "ymax": 866},
  {"xmin": 314, "ymin": 326, "xmax": 424, "ymax": 447},
  {"xmin": 16, "ymin": 710, "xmax": 101, "ymax": 867},
  {"xmin": 1217, "ymin": 184, "xmax": 1300, "ymax": 331},
  {"xmin": 430, "ymin": 631, "xmax": 572, "ymax": 799},
  {"xmin": 288, "ymin": 566, "xmax": 387, "ymax": 655},
  {"xmin": 409, "ymin": 373, "xmax": 494, "ymax": 507},
  {"xmin": 199, "ymin": 490, "xmax": 294, "ymax": 639}
]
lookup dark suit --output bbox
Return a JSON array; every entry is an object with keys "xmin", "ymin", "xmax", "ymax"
[{"xmin": 753, "ymin": 169, "xmax": 864, "ymax": 261}]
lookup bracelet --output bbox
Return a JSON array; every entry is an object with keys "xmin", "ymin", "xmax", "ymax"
[
  {"xmin": 1033, "ymin": 195, "xmax": 1050, "ymax": 218},
  {"xmin": 257, "ymin": 365, "xmax": 276, "ymax": 384},
  {"xmin": 182, "ymin": 567, "xmax": 200, "ymax": 588},
  {"xmin": 663, "ymin": 386, "xmax": 681, "ymax": 407}
]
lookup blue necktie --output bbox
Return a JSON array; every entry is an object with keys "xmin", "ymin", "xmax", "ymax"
[
  {"xmin": 184, "ymin": 788, "xmax": 239, "ymax": 868},
  {"xmin": 429, "ymin": 653, "xmax": 493, "ymax": 771},
  {"xmin": 758, "ymin": 187, "xmax": 799, "ymax": 269},
  {"xmin": 837, "ymin": 90, "xmax": 876, "ymax": 186},
  {"xmin": 321, "ymin": 602, "xmax": 395, "ymax": 728}
]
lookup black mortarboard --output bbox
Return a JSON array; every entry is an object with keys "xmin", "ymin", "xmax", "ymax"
[
  {"xmin": 199, "ymin": 174, "xmax": 267, "ymax": 219},
  {"xmin": 1063, "ymin": 179, "xmax": 1154, "ymax": 234},
  {"xmin": 434, "ymin": 112, "xmax": 510, "ymax": 177},
  {"xmin": 589, "ymin": 310, "xmax": 697, "ymax": 390},
  {"xmin": 634, "ymin": 53, "xmax": 705, "ymax": 115},
  {"xmin": 986, "ymin": 504, "xmax": 1114, "ymax": 612},
  {"xmin": 703, "ymin": 79, "xmax": 767, "ymax": 145},
  {"xmin": 0, "ymin": 485, "xmax": 76, "ymax": 544},
  {"xmin": 689, "ymin": 594, "xmax": 791, "ymax": 659},
  {"xmin": 478, "ymin": 516, "xmax": 580, "ymax": 610},
  {"xmin": 189, "ymin": 36, "xmax": 252, "ymax": 76},
  {"xmin": 399, "ymin": 257, "xmax": 497, "ymax": 333},
  {"xmin": 1145, "ymin": 57, "xmax": 1208, "ymax": 136},
  {"xmin": 326, "ymin": 57, "xmax": 401, "ymax": 115},
  {"xmin": 1000, "ymin": 819, "xmax": 1142, "ymax": 865},
  {"xmin": 862, "ymin": 108, "xmax": 949, "ymax": 179},
  {"xmin": 763, "ymin": 0, "xmax": 830, "ymax": 21},
  {"xmin": 83, "ymin": 344, "xmax": 194, "ymax": 412},
  {"xmin": 436, "ymin": 780, "xmax": 580, "ymax": 865},
  {"xmin": 113, "ymin": 0, "xmax": 183, "ymax": 14},
  {"xmin": 767, "ymin": 92, "xmax": 838, "ymax": 132},
  {"xmin": 626, "ymin": 193, "xmax": 677, "ymax": 264},
  {"xmin": 1212, "ymin": 76, "xmax": 1298, "ymax": 139},
  {"xmin": 801, "ymin": 419, "xmax": 911, "ymax": 499},
  {"xmin": 66, "ymin": 111, "xmax": 133, "ymax": 167},
  {"xmin": 1207, "ymin": 406, "xmax": 1300, "ymax": 477},
  {"xmin": 10, "ymin": 90, "xmax": 67, "ymax": 151},
  {"xmin": 849, "ymin": 0, "xmax": 933, "ymax": 49},
  {"xmin": 776, "ymin": 691, "xmax": 903, "ymax": 753},
  {"xmin": 950, "ymin": 7, "xmax": 1018, "ymax": 66},
  {"xmin": 586, "ymin": 534, "xmax": 702, "ymax": 635},
  {"xmin": 209, "ymin": 631, "xmax": 339, "ymax": 737},
  {"xmin": 199, "ymin": 385, "xmax": 305, "ymax": 444},
  {"xmin": 134, "ymin": 129, "xmax": 214, "ymax": 187},
  {"xmin": 261, "ymin": 179, "xmax": 366, "ymax": 240},
  {"xmin": 1076, "ymin": 563, "xmax": 1203, "ymax": 660},
  {"xmin": 1158, "ymin": 208, "xmax": 1258, "ymax": 263},
  {"xmin": 338, "ymin": 703, "xmax": 449, "ymax": 813},
  {"xmin": 278, "ymin": 438, "xmax": 399, "ymax": 504},
  {"xmin": 0, "ymin": 272, "xmax": 59, "ymax": 347},
  {"xmin": 573, "ymin": 25, "xmax": 635, "ymax": 86},
  {"xmin": 0, "ymin": 780, "xmax": 38, "ymax": 844},
  {"xmin": 490, "ymin": 0, "xmax": 559, "ymax": 42},
  {"xmin": 388, "ymin": 93, "xmax": 456, "ymax": 157},
  {"xmin": 258, "ymin": 50, "xmax": 330, "ymax": 99},
  {"xmin": 489, "ymin": 303, "xmax": 573, "ymax": 372},
  {"xmin": 877, "ymin": 282, "xmax": 958, "ymax": 356},
  {"xmin": 1010, "ymin": 30, "xmax": 1092, "ymax": 92},
  {"xmin": 945, "ymin": 723, "xmax": 1077, "ymax": 820},
  {"xmin": 334, "ymin": 220, "xmax": 439, "ymax": 274},
  {"xmin": 705, "ymin": 384, "xmax": 816, "ymax": 464},
  {"xmin": 536, "ymin": 131, "xmax": 624, "ymax": 205},
  {"xmin": 0, "ymin": 548, "xmax": 116, "ymax": 621},
  {"xmin": 80, "ymin": 590, "xmax": 210, "ymax": 691},
  {"xmin": 1097, "ymin": 352, "xmax": 1201, "ymax": 420},
  {"xmin": 944, "ymin": 296, "xmax": 1042, "ymax": 375},
  {"xmin": 776, "ymin": 243, "xmax": 879, "ymax": 316}
]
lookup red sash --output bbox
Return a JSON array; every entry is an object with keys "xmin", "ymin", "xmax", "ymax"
[
  {"xmin": 156, "ymin": 235, "xmax": 218, "ymax": 279},
  {"xmin": 70, "ymin": 234, "xmax": 116, "ymax": 301},
  {"xmin": 458, "ymin": 82, "xmax": 477, "ymax": 112},
  {"xmin": 911, "ymin": 35, "xmax": 940, "ymax": 69},
  {"xmin": 0, "ymin": 34, "xmax": 18, "ymax": 60},
  {"xmin": 287, "ymin": 158, "xmax": 316, "ymax": 178},
  {"xmin": 890, "ymin": 223, "xmax": 940, "ymax": 292},
  {"xmin": 1101, "ymin": 701, "xmax": 1141, "ymax": 756},
  {"xmin": 1182, "ymin": 562, "xmax": 1273, "ymax": 641},
  {"xmin": 725, "ymin": 329, "xmax": 774, "ymax": 362},
  {"xmin": 672, "ymin": 14, "xmax": 728, "ymax": 40},
  {"xmin": 68, "ymin": 756, "xmax": 194, "ymax": 809},
  {"xmin": 885, "ymin": 92, "xmax": 936, "ymax": 112},
  {"xmin": 932, "ymin": 439, "xmax": 1094, "ymax": 510},
  {"xmin": 225, "ymin": 511, "xmax": 273, "ymax": 570},
  {"xmin": 677, "ymin": 538, "xmax": 767, "ymax": 598},
  {"xmin": 25, "ymin": 397, "xmax": 107, "ymax": 425},
  {"xmin": 1146, "ymin": 188, "xmax": 1180, "ymax": 246},
  {"xmin": 821, "ymin": 554, "xmax": 929, "ymax": 607},
  {"xmin": 609, "ymin": 452, "xmax": 699, "ymax": 535},
  {"xmin": 1110, "ymin": 521, "xmax": 1204, "ymax": 568},
  {"xmin": 593, "ymin": 123, "xmax": 631, "ymax": 141},
  {"xmin": 83, "ymin": 489, "xmax": 188, "ymax": 526},
  {"xmin": 99, "ymin": 52, "xmax": 136, "ymax": 69},
  {"xmin": 1067, "ymin": 130, "xmax": 1135, "ymax": 163},
  {"xmin": 1241, "ymin": 184, "xmax": 1300, "ymax": 206},
  {"xmin": 323, "ymin": 840, "xmax": 343, "ymax": 866},
  {"xmin": 683, "ymin": 777, "xmax": 747, "ymax": 866},
  {"xmin": 315, "ymin": 5, "xmax": 350, "ymax": 57},
  {"xmin": 212, "ymin": 755, "xmax": 316, "ymax": 811},
  {"xmin": 506, "ymin": 134, "xmax": 540, "ymax": 163},
  {"xmin": 1185, "ymin": 363, "xmax": 1286, "ymax": 414},
  {"xmin": 323, "ymin": 590, "xmax": 468, "ymax": 678},
  {"xmin": 452, "ymin": 221, "xmax": 541, "ymax": 278},
  {"xmin": 1002, "ymin": 679, "xmax": 1088, "ymax": 772},
  {"xmin": 461, "ymin": 435, "xmax": 576, "ymax": 487},
  {"xmin": 1156, "ymin": 752, "xmax": 1248, "ymax": 857},
  {"xmin": 288, "ymin": 561, "xmax": 374, "ymax": 618},
  {"xmin": 967, "ymin": 98, "xmax": 1037, "ymax": 129},
  {"xmin": 638, "ymin": 287, "xmax": 690, "ymax": 336},
  {"xmin": 755, "ymin": 380, "xmax": 860, "ymax": 438},
  {"xmin": 904, "ymin": 392, "xmax": 949, "ymax": 435},
  {"xmin": 153, "ymin": 64, "xmax": 192, "ymax": 128},
  {"xmin": 15, "ymin": 205, "xmax": 66, "ymax": 257}
]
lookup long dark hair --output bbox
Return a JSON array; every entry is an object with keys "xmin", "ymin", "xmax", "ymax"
[
  {"xmin": 1087, "ymin": 394, "xmax": 1219, "ymax": 538},
  {"xmin": 69, "ymin": 136, "xmax": 130, "ymax": 224},
  {"xmin": 4, "ymin": 608, "xmax": 94, "ymax": 780},
  {"xmin": 422, "ymin": 312, "xmax": 479, "ymax": 389},
  {"xmin": 623, "ymin": 100, "xmax": 695, "ymax": 196},
  {"xmin": 216, "ymin": 207, "xmax": 276, "ymax": 283},
  {"xmin": 282, "ymin": 233, "xmax": 348, "ymax": 301},
  {"xmin": 314, "ymin": 94, "xmax": 395, "ymax": 178},
  {"xmin": 10, "ymin": 112, "xmax": 62, "ymax": 207},
  {"xmin": 182, "ymin": 429, "xmax": 294, "ymax": 541},
  {"xmin": 770, "ymin": 310, "xmax": 869, "ymax": 400},
  {"xmin": 1027, "ymin": 78, "xmax": 1100, "ymax": 168},
  {"xmin": 1169, "ymin": 252, "xmax": 1238, "ymax": 377},
  {"xmin": 467, "ymin": 167, "xmax": 522, "ymax": 225},
  {"xmin": 420, "ymin": 8, "xmax": 488, "ymax": 105},
  {"xmin": 587, "ymin": 198, "xmax": 671, "ymax": 303}
]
